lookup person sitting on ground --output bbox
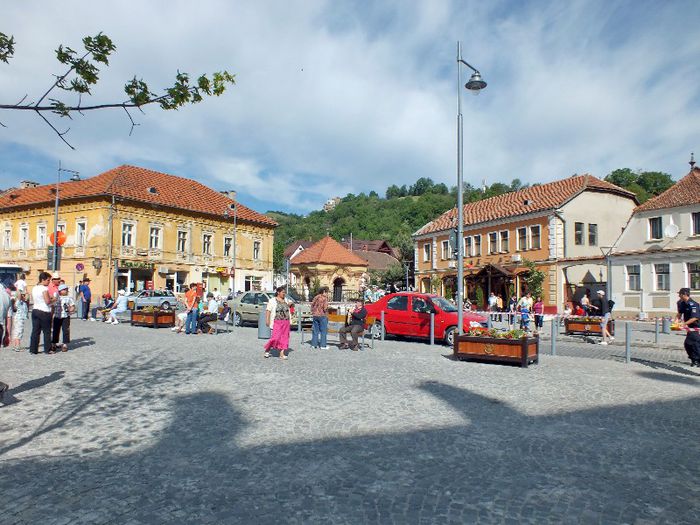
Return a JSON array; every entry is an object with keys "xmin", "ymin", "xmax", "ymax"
[
  {"xmin": 197, "ymin": 293, "xmax": 219, "ymax": 334},
  {"xmin": 107, "ymin": 290, "xmax": 129, "ymax": 325},
  {"xmin": 339, "ymin": 300, "xmax": 368, "ymax": 351}
]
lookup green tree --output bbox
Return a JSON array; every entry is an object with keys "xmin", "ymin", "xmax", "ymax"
[
  {"xmin": 0, "ymin": 31, "xmax": 234, "ymax": 149},
  {"xmin": 272, "ymin": 241, "xmax": 286, "ymax": 273},
  {"xmin": 410, "ymin": 177, "xmax": 435, "ymax": 196},
  {"xmin": 604, "ymin": 168, "xmax": 674, "ymax": 203},
  {"xmin": 523, "ymin": 259, "xmax": 545, "ymax": 298}
]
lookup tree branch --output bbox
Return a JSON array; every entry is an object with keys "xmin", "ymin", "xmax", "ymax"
[
  {"xmin": 35, "ymin": 51, "xmax": 91, "ymax": 107},
  {"xmin": 123, "ymin": 106, "xmax": 139, "ymax": 136},
  {"xmin": 35, "ymin": 110, "xmax": 75, "ymax": 150}
]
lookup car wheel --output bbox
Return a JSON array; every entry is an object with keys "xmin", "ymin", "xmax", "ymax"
[
  {"xmin": 444, "ymin": 326, "xmax": 457, "ymax": 346},
  {"xmin": 233, "ymin": 312, "xmax": 243, "ymax": 326},
  {"xmin": 371, "ymin": 321, "xmax": 386, "ymax": 339},
  {"xmin": 160, "ymin": 301, "xmax": 171, "ymax": 310}
]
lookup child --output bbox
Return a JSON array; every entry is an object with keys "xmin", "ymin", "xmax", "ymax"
[
  {"xmin": 520, "ymin": 304, "xmax": 531, "ymax": 332},
  {"xmin": 52, "ymin": 284, "xmax": 76, "ymax": 352},
  {"xmin": 10, "ymin": 289, "xmax": 28, "ymax": 352}
]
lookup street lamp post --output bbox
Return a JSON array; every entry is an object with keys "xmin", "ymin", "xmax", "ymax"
[
  {"xmin": 456, "ymin": 41, "xmax": 487, "ymax": 335},
  {"xmin": 225, "ymin": 202, "xmax": 237, "ymax": 327},
  {"xmin": 53, "ymin": 161, "xmax": 80, "ymax": 271}
]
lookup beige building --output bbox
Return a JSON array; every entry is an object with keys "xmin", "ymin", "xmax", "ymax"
[
  {"xmin": 0, "ymin": 165, "xmax": 276, "ymax": 297},
  {"xmin": 290, "ymin": 236, "xmax": 368, "ymax": 301}
]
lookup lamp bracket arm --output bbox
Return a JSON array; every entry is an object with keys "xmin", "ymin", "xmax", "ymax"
[{"xmin": 457, "ymin": 59, "xmax": 480, "ymax": 74}]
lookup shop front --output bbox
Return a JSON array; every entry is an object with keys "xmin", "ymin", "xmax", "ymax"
[{"xmin": 116, "ymin": 260, "xmax": 155, "ymax": 293}]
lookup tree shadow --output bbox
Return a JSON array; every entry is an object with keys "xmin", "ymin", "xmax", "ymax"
[
  {"xmin": 0, "ymin": 371, "xmax": 65, "ymax": 406},
  {"xmin": 0, "ymin": 379, "xmax": 699, "ymax": 523},
  {"xmin": 68, "ymin": 336, "xmax": 95, "ymax": 350},
  {"xmin": 631, "ymin": 357, "xmax": 700, "ymax": 377},
  {"xmin": 635, "ymin": 371, "xmax": 700, "ymax": 386}
]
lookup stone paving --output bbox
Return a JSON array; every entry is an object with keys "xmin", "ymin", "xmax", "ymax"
[{"xmin": 1, "ymin": 320, "xmax": 699, "ymax": 524}]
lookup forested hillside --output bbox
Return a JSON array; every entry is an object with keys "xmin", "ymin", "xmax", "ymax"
[{"xmin": 270, "ymin": 169, "xmax": 675, "ymax": 271}]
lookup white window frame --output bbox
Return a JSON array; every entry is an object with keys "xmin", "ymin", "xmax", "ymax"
[
  {"xmin": 3, "ymin": 227, "xmax": 11, "ymax": 250},
  {"xmin": 588, "ymin": 223, "xmax": 598, "ymax": 246},
  {"xmin": 474, "ymin": 234, "xmax": 481, "ymax": 256},
  {"xmin": 441, "ymin": 239, "xmax": 450, "ymax": 260},
  {"xmin": 253, "ymin": 240, "xmax": 261, "ymax": 261},
  {"xmin": 689, "ymin": 262, "xmax": 700, "ymax": 291},
  {"xmin": 654, "ymin": 262, "xmax": 670, "ymax": 291},
  {"xmin": 626, "ymin": 264, "xmax": 641, "ymax": 292},
  {"xmin": 648, "ymin": 217, "xmax": 662, "ymax": 240},
  {"xmin": 202, "ymin": 233, "xmax": 213, "ymax": 255},
  {"xmin": 423, "ymin": 243, "xmax": 431, "ymax": 262},
  {"xmin": 223, "ymin": 236, "xmax": 232, "ymax": 257},
  {"xmin": 37, "ymin": 224, "xmax": 47, "ymax": 249},
  {"xmin": 121, "ymin": 221, "xmax": 135, "ymax": 247},
  {"xmin": 516, "ymin": 227, "xmax": 528, "ymax": 251},
  {"xmin": 177, "ymin": 230, "xmax": 188, "ymax": 253},
  {"xmin": 574, "ymin": 222, "xmax": 584, "ymax": 245},
  {"xmin": 499, "ymin": 230, "xmax": 509, "ymax": 253},
  {"xmin": 19, "ymin": 224, "xmax": 29, "ymax": 249},
  {"xmin": 149, "ymin": 226, "xmax": 162, "ymax": 250},
  {"xmin": 530, "ymin": 225, "xmax": 541, "ymax": 250},
  {"xmin": 464, "ymin": 236, "xmax": 473, "ymax": 257},
  {"xmin": 76, "ymin": 220, "xmax": 87, "ymax": 247},
  {"xmin": 692, "ymin": 212, "xmax": 700, "ymax": 236},
  {"xmin": 488, "ymin": 232, "xmax": 498, "ymax": 254}
]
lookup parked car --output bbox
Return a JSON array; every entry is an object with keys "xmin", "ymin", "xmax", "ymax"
[
  {"xmin": 364, "ymin": 292, "xmax": 487, "ymax": 346},
  {"xmin": 228, "ymin": 290, "xmax": 306, "ymax": 326},
  {"xmin": 131, "ymin": 289, "xmax": 177, "ymax": 310}
]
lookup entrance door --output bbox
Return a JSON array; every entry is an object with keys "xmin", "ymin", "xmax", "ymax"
[
  {"xmin": 384, "ymin": 295, "xmax": 411, "ymax": 335},
  {"xmin": 410, "ymin": 296, "xmax": 435, "ymax": 338},
  {"xmin": 333, "ymin": 278, "xmax": 345, "ymax": 302}
]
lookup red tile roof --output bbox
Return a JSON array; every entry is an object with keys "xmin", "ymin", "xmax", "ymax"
[
  {"xmin": 415, "ymin": 175, "xmax": 636, "ymax": 236},
  {"xmin": 291, "ymin": 236, "xmax": 368, "ymax": 266},
  {"xmin": 634, "ymin": 168, "xmax": 700, "ymax": 213},
  {"xmin": 0, "ymin": 165, "xmax": 277, "ymax": 227},
  {"xmin": 352, "ymin": 250, "xmax": 400, "ymax": 271}
]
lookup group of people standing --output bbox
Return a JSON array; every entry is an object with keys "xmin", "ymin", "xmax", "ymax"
[
  {"xmin": 486, "ymin": 292, "xmax": 546, "ymax": 332},
  {"xmin": 263, "ymin": 286, "xmax": 368, "ymax": 360},
  {"xmin": 173, "ymin": 284, "xmax": 230, "ymax": 335}
]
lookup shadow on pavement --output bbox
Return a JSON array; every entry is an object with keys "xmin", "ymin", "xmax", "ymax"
[
  {"xmin": 635, "ymin": 371, "xmax": 700, "ymax": 385},
  {"xmin": 68, "ymin": 337, "xmax": 96, "ymax": 350},
  {"xmin": 631, "ymin": 357, "xmax": 700, "ymax": 377},
  {"xmin": 1, "ymin": 374, "xmax": 699, "ymax": 523},
  {"xmin": 0, "ymin": 371, "xmax": 65, "ymax": 406}
]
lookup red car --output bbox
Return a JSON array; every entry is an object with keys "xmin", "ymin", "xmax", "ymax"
[{"xmin": 364, "ymin": 292, "xmax": 488, "ymax": 346}]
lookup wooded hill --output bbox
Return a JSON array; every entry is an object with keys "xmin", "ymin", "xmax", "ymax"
[{"xmin": 269, "ymin": 169, "xmax": 674, "ymax": 272}]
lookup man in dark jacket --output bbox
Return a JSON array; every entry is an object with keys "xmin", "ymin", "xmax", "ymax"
[
  {"xmin": 677, "ymin": 288, "xmax": 700, "ymax": 366},
  {"xmin": 339, "ymin": 300, "xmax": 367, "ymax": 351},
  {"xmin": 591, "ymin": 290, "xmax": 614, "ymax": 345}
]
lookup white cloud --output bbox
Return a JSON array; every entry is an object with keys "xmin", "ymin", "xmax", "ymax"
[{"xmin": 1, "ymin": 0, "xmax": 699, "ymax": 211}]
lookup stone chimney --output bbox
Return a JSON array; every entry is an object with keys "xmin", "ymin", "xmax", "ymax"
[{"xmin": 20, "ymin": 180, "xmax": 40, "ymax": 189}]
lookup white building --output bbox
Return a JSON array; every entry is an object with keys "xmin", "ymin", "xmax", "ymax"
[{"xmin": 610, "ymin": 166, "xmax": 700, "ymax": 317}]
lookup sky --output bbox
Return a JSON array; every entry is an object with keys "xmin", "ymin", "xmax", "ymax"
[{"xmin": 1, "ymin": 0, "xmax": 699, "ymax": 214}]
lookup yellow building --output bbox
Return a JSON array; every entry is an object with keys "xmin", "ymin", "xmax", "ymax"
[{"xmin": 0, "ymin": 165, "xmax": 277, "ymax": 297}]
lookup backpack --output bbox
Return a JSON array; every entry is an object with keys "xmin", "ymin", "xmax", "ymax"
[{"xmin": 608, "ymin": 299, "xmax": 615, "ymax": 312}]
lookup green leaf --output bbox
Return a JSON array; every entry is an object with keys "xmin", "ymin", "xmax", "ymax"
[{"xmin": 0, "ymin": 32, "xmax": 15, "ymax": 63}]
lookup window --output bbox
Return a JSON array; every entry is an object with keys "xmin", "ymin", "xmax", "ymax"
[
  {"xmin": 530, "ymin": 225, "xmax": 541, "ymax": 250},
  {"xmin": 253, "ymin": 240, "xmax": 261, "ymax": 260},
  {"xmin": 588, "ymin": 224, "xmax": 598, "ymax": 246},
  {"xmin": 19, "ymin": 225, "xmax": 28, "ymax": 249},
  {"xmin": 464, "ymin": 236, "xmax": 473, "ymax": 257},
  {"xmin": 177, "ymin": 231, "xmax": 187, "ymax": 253},
  {"xmin": 3, "ymin": 228, "xmax": 10, "ymax": 250},
  {"xmin": 202, "ymin": 234, "xmax": 212, "ymax": 255},
  {"xmin": 241, "ymin": 292, "xmax": 256, "ymax": 304},
  {"xmin": 474, "ymin": 234, "xmax": 481, "ymax": 256},
  {"xmin": 689, "ymin": 263, "xmax": 700, "ymax": 290},
  {"xmin": 149, "ymin": 227, "xmax": 161, "ymax": 249},
  {"xmin": 488, "ymin": 232, "xmax": 498, "ymax": 254},
  {"xmin": 654, "ymin": 263, "xmax": 670, "ymax": 291},
  {"xmin": 121, "ymin": 223, "xmax": 134, "ymax": 246},
  {"xmin": 224, "ymin": 237, "xmax": 232, "ymax": 257},
  {"xmin": 386, "ymin": 295, "xmax": 408, "ymax": 311},
  {"xmin": 441, "ymin": 240, "xmax": 450, "ymax": 260},
  {"xmin": 244, "ymin": 276, "xmax": 262, "ymax": 291},
  {"xmin": 626, "ymin": 264, "xmax": 641, "ymax": 291},
  {"xmin": 57, "ymin": 223, "xmax": 66, "ymax": 233},
  {"xmin": 76, "ymin": 221, "xmax": 87, "ymax": 246},
  {"xmin": 649, "ymin": 217, "xmax": 662, "ymax": 240},
  {"xmin": 423, "ymin": 243, "xmax": 431, "ymax": 262},
  {"xmin": 517, "ymin": 227, "xmax": 527, "ymax": 251},
  {"xmin": 412, "ymin": 297, "xmax": 434, "ymax": 314},
  {"xmin": 574, "ymin": 222, "xmax": 584, "ymax": 245},
  {"xmin": 499, "ymin": 231, "xmax": 509, "ymax": 252},
  {"xmin": 692, "ymin": 212, "xmax": 700, "ymax": 236},
  {"xmin": 37, "ymin": 224, "xmax": 46, "ymax": 249}
]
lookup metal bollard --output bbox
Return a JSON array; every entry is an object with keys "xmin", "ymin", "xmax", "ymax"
[
  {"xmin": 550, "ymin": 318, "xmax": 557, "ymax": 356},
  {"xmin": 654, "ymin": 318, "xmax": 659, "ymax": 344},
  {"xmin": 662, "ymin": 317, "xmax": 671, "ymax": 334},
  {"xmin": 487, "ymin": 312, "xmax": 492, "ymax": 329},
  {"xmin": 429, "ymin": 313, "xmax": 435, "ymax": 346},
  {"xmin": 625, "ymin": 322, "xmax": 631, "ymax": 363},
  {"xmin": 380, "ymin": 310, "xmax": 385, "ymax": 341}
]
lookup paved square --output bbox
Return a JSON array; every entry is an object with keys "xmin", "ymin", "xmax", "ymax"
[{"xmin": 1, "ymin": 321, "xmax": 699, "ymax": 524}]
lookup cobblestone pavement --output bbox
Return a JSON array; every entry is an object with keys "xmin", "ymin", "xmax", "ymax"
[{"xmin": 1, "ymin": 321, "xmax": 699, "ymax": 524}]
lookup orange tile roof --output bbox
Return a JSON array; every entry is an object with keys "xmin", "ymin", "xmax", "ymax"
[
  {"xmin": 415, "ymin": 175, "xmax": 636, "ymax": 236},
  {"xmin": 291, "ymin": 236, "xmax": 368, "ymax": 266},
  {"xmin": 0, "ymin": 165, "xmax": 277, "ymax": 227},
  {"xmin": 634, "ymin": 168, "xmax": 700, "ymax": 213}
]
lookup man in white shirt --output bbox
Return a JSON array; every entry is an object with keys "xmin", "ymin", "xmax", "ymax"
[{"xmin": 14, "ymin": 273, "xmax": 27, "ymax": 295}]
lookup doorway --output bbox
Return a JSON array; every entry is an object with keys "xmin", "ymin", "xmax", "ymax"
[{"xmin": 333, "ymin": 277, "xmax": 345, "ymax": 302}]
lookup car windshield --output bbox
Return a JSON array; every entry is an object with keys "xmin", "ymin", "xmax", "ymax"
[{"xmin": 431, "ymin": 296, "xmax": 458, "ymax": 312}]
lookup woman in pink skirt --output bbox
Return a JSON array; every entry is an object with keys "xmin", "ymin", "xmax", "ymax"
[{"xmin": 264, "ymin": 286, "xmax": 291, "ymax": 359}]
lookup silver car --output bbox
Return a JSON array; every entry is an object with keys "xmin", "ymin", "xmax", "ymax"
[
  {"xmin": 132, "ymin": 289, "xmax": 177, "ymax": 310},
  {"xmin": 228, "ymin": 290, "xmax": 307, "ymax": 326}
]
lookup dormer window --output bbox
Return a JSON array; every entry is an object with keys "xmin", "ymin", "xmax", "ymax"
[{"xmin": 147, "ymin": 187, "xmax": 158, "ymax": 194}]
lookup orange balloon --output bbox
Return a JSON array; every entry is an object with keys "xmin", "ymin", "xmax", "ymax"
[{"xmin": 49, "ymin": 231, "xmax": 67, "ymax": 246}]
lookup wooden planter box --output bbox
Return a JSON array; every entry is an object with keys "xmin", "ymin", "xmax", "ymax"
[
  {"xmin": 130, "ymin": 310, "xmax": 176, "ymax": 328},
  {"xmin": 454, "ymin": 335, "xmax": 539, "ymax": 368},
  {"xmin": 564, "ymin": 318, "xmax": 615, "ymax": 336}
]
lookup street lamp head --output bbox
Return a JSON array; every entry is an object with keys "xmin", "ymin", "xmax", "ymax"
[{"xmin": 465, "ymin": 72, "xmax": 487, "ymax": 93}]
